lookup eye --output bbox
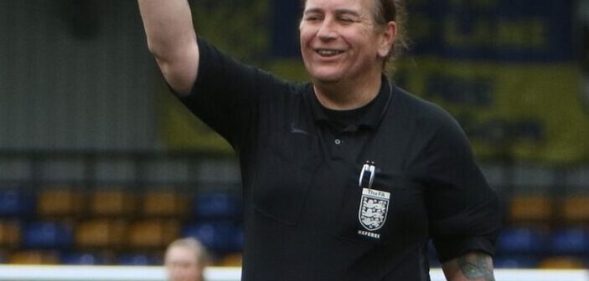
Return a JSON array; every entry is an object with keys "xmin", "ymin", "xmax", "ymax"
[
  {"xmin": 304, "ymin": 13, "xmax": 323, "ymax": 22},
  {"xmin": 338, "ymin": 15, "xmax": 358, "ymax": 24}
]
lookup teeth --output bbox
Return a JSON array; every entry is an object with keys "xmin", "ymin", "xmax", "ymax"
[{"xmin": 317, "ymin": 49, "xmax": 342, "ymax": 56}]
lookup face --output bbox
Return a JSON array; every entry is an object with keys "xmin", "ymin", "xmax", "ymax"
[
  {"xmin": 299, "ymin": 0, "xmax": 395, "ymax": 85},
  {"xmin": 165, "ymin": 246, "xmax": 203, "ymax": 281}
]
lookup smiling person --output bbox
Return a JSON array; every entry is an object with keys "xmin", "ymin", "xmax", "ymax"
[{"xmin": 138, "ymin": 0, "xmax": 501, "ymax": 280}]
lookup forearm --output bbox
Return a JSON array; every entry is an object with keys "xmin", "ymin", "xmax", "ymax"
[
  {"xmin": 138, "ymin": 0, "xmax": 196, "ymax": 59},
  {"xmin": 441, "ymin": 251, "xmax": 495, "ymax": 281},
  {"xmin": 138, "ymin": 0, "xmax": 199, "ymax": 94}
]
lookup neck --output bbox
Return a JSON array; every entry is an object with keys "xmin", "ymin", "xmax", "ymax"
[{"xmin": 313, "ymin": 74, "xmax": 383, "ymax": 110}]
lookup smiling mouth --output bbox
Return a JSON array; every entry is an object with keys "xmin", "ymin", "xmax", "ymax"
[{"xmin": 315, "ymin": 49, "xmax": 344, "ymax": 57}]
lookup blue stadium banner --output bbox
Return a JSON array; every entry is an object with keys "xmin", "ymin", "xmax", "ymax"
[
  {"xmin": 398, "ymin": 0, "xmax": 588, "ymax": 164},
  {"xmin": 407, "ymin": 0, "xmax": 574, "ymax": 62}
]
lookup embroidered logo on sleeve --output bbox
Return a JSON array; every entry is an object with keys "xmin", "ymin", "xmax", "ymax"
[{"xmin": 358, "ymin": 188, "xmax": 390, "ymax": 239}]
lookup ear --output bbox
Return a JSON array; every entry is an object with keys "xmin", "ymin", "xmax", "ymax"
[{"xmin": 377, "ymin": 21, "xmax": 397, "ymax": 58}]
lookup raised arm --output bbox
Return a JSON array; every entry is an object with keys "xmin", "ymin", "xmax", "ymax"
[
  {"xmin": 441, "ymin": 251, "xmax": 495, "ymax": 281},
  {"xmin": 138, "ymin": 0, "xmax": 199, "ymax": 95}
]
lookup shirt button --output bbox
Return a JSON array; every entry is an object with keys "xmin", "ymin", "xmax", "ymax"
[{"xmin": 334, "ymin": 139, "xmax": 342, "ymax": 145}]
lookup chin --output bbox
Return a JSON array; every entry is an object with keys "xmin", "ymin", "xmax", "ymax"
[{"xmin": 309, "ymin": 71, "xmax": 343, "ymax": 84}]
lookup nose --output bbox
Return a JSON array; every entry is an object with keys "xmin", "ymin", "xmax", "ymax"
[{"xmin": 317, "ymin": 18, "xmax": 337, "ymax": 40}]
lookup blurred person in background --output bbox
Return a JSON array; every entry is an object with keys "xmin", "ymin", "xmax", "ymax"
[
  {"xmin": 139, "ymin": 0, "xmax": 501, "ymax": 280},
  {"xmin": 165, "ymin": 238, "xmax": 209, "ymax": 281}
]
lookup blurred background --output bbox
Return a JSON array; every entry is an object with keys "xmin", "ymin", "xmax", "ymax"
[{"xmin": 0, "ymin": 0, "xmax": 588, "ymax": 270}]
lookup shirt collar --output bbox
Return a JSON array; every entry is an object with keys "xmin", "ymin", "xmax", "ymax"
[{"xmin": 306, "ymin": 75, "xmax": 393, "ymax": 130}]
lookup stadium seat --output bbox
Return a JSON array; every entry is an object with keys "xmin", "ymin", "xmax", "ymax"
[
  {"xmin": 182, "ymin": 222, "xmax": 243, "ymax": 253},
  {"xmin": 560, "ymin": 196, "xmax": 589, "ymax": 223},
  {"xmin": 75, "ymin": 219, "xmax": 127, "ymax": 249},
  {"xmin": 549, "ymin": 227, "xmax": 589, "ymax": 255},
  {"xmin": 89, "ymin": 189, "xmax": 137, "ymax": 217},
  {"xmin": 495, "ymin": 226, "xmax": 549, "ymax": 255},
  {"xmin": 539, "ymin": 256, "xmax": 586, "ymax": 269},
  {"xmin": 194, "ymin": 192, "xmax": 241, "ymax": 219},
  {"xmin": 494, "ymin": 255, "xmax": 540, "ymax": 268},
  {"xmin": 37, "ymin": 188, "xmax": 85, "ymax": 218},
  {"xmin": 0, "ymin": 189, "xmax": 35, "ymax": 218},
  {"xmin": 142, "ymin": 190, "xmax": 190, "ymax": 217},
  {"xmin": 61, "ymin": 252, "xmax": 108, "ymax": 265},
  {"xmin": 22, "ymin": 221, "xmax": 73, "ymax": 249},
  {"xmin": 117, "ymin": 253, "xmax": 160, "ymax": 265},
  {"xmin": 8, "ymin": 250, "xmax": 59, "ymax": 264},
  {"xmin": 127, "ymin": 219, "xmax": 180, "ymax": 249},
  {"xmin": 218, "ymin": 253, "xmax": 243, "ymax": 267},
  {"xmin": 0, "ymin": 220, "xmax": 20, "ymax": 248},
  {"xmin": 508, "ymin": 195, "xmax": 553, "ymax": 223}
]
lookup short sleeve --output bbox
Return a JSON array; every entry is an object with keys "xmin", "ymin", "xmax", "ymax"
[
  {"xmin": 414, "ymin": 111, "xmax": 502, "ymax": 262},
  {"xmin": 169, "ymin": 37, "xmax": 274, "ymax": 148}
]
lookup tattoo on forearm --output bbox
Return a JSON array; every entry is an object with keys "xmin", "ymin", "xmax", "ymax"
[{"xmin": 456, "ymin": 254, "xmax": 495, "ymax": 281}]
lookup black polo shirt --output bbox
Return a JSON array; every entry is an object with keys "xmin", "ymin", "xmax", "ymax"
[{"xmin": 175, "ymin": 38, "xmax": 501, "ymax": 281}]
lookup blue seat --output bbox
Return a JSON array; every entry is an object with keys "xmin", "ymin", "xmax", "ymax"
[
  {"xmin": 22, "ymin": 221, "xmax": 73, "ymax": 249},
  {"xmin": 194, "ymin": 192, "xmax": 241, "ymax": 219},
  {"xmin": 117, "ymin": 253, "xmax": 160, "ymax": 265},
  {"xmin": 550, "ymin": 227, "xmax": 589, "ymax": 255},
  {"xmin": 0, "ymin": 189, "xmax": 35, "ymax": 218},
  {"xmin": 182, "ymin": 222, "xmax": 243, "ymax": 253},
  {"xmin": 494, "ymin": 255, "xmax": 540, "ymax": 268},
  {"xmin": 61, "ymin": 252, "xmax": 107, "ymax": 265},
  {"xmin": 495, "ymin": 226, "xmax": 548, "ymax": 255}
]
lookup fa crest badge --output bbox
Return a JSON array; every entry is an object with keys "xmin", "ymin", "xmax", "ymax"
[
  {"xmin": 358, "ymin": 188, "xmax": 390, "ymax": 232},
  {"xmin": 357, "ymin": 161, "xmax": 389, "ymax": 239}
]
